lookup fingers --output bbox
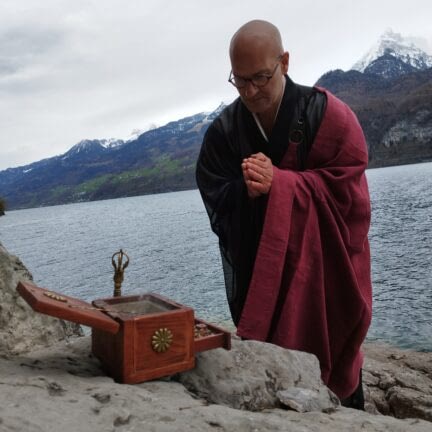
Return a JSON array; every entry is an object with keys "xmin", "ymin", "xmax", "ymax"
[
  {"xmin": 242, "ymin": 162, "xmax": 260, "ymax": 180},
  {"xmin": 246, "ymin": 179, "xmax": 269, "ymax": 194},
  {"xmin": 250, "ymin": 152, "xmax": 267, "ymax": 161},
  {"xmin": 243, "ymin": 167, "xmax": 272, "ymax": 194},
  {"xmin": 243, "ymin": 155, "xmax": 269, "ymax": 169},
  {"xmin": 242, "ymin": 160, "xmax": 272, "ymax": 181},
  {"xmin": 243, "ymin": 168, "xmax": 262, "ymax": 198},
  {"xmin": 242, "ymin": 152, "xmax": 268, "ymax": 163},
  {"xmin": 242, "ymin": 152, "xmax": 273, "ymax": 198}
]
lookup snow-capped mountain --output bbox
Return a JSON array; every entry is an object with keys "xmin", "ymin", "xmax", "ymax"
[
  {"xmin": 317, "ymin": 28, "xmax": 432, "ymax": 169},
  {"xmin": 59, "ymin": 139, "xmax": 126, "ymax": 163},
  {"xmin": 67, "ymin": 138, "xmax": 125, "ymax": 154},
  {"xmin": 352, "ymin": 29, "xmax": 432, "ymax": 76},
  {"xmin": 0, "ymin": 103, "xmax": 228, "ymax": 209}
]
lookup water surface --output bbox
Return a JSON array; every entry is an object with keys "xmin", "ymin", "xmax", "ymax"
[{"xmin": 1, "ymin": 162, "xmax": 431, "ymax": 350}]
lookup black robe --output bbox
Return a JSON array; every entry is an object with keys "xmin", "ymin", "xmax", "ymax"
[{"xmin": 196, "ymin": 76, "xmax": 326, "ymax": 325}]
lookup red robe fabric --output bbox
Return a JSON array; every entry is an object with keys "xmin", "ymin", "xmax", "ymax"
[{"xmin": 236, "ymin": 89, "xmax": 372, "ymax": 399}]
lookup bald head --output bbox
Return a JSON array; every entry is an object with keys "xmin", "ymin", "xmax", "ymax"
[
  {"xmin": 230, "ymin": 20, "xmax": 284, "ymax": 60},
  {"xmin": 228, "ymin": 20, "xmax": 289, "ymax": 119}
]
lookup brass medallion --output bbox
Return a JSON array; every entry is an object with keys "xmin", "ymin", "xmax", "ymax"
[{"xmin": 151, "ymin": 328, "xmax": 173, "ymax": 353}]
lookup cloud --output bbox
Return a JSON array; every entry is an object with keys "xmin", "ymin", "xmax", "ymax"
[
  {"xmin": 0, "ymin": 61, "xmax": 17, "ymax": 76},
  {"xmin": 0, "ymin": 0, "xmax": 432, "ymax": 170},
  {"xmin": 0, "ymin": 26, "xmax": 65, "ymax": 77}
]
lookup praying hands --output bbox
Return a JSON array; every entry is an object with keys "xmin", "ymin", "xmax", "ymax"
[{"xmin": 241, "ymin": 152, "xmax": 273, "ymax": 198}]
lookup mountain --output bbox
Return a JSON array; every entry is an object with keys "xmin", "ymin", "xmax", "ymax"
[
  {"xmin": 352, "ymin": 29, "xmax": 432, "ymax": 78},
  {"xmin": 316, "ymin": 30, "xmax": 432, "ymax": 168},
  {"xmin": 1, "ymin": 30, "xmax": 432, "ymax": 210},
  {"xmin": 0, "ymin": 103, "xmax": 226, "ymax": 210}
]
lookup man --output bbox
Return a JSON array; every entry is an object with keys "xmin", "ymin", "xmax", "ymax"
[{"xmin": 196, "ymin": 20, "xmax": 372, "ymax": 409}]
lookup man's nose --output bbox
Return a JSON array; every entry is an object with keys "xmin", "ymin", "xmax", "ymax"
[{"xmin": 244, "ymin": 80, "xmax": 259, "ymax": 98}]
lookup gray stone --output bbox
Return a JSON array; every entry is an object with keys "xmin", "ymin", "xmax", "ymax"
[
  {"xmin": 387, "ymin": 387, "xmax": 432, "ymax": 421},
  {"xmin": 0, "ymin": 337, "xmax": 431, "ymax": 432},
  {"xmin": 363, "ymin": 343, "xmax": 432, "ymax": 422},
  {"xmin": 178, "ymin": 338, "xmax": 338, "ymax": 411},
  {"xmin": 277, "ymin": 387, "xmax": 340, "ymax": 412},
  {"xmin": 0, "ymin": 242, "xmax": 82, "ymax": 357}
]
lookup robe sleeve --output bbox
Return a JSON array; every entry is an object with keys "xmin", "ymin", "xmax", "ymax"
[
  {"xmin": 196, "ymin": 115, "xmax": 266, "ymax": 323},
  {"xmin": 195, "ymin": 118, "xmax": 248, "ymax": 257}
]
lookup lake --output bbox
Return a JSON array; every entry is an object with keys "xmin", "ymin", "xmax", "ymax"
[{"xmin": 1, "ymin": 162, "xmax": 431, "ymax": 351}]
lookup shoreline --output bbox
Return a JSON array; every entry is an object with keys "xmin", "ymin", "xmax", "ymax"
[{"xmin": 3, "ymin": 161, "xmax": 432, "ymax": 212}]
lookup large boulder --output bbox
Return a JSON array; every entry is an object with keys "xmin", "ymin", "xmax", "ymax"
[
  {"xmin": 178, "ymin": 338, "xmax": 339, "ymax": 412},
  {"xmin": 0, "ymin": 242, "xmax": 82, "ymax": 357}
]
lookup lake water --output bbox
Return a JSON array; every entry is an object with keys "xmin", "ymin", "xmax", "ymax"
[{"xmin": 1, "ymin": 162, "xmax": 431, "ymax": 351}]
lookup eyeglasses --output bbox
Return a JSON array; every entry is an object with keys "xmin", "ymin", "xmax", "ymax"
[{"xmin": 228, "ymin": 56, "xmax": 282, "ymax": 89}]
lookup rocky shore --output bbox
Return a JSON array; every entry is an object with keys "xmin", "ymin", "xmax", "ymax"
[{"xmin": 1, "ymin": 242, "xmax": 431, "ymax": 431}]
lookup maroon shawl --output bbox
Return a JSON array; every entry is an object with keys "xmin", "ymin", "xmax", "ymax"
[{"xmin": 237, "ymin": 90, "xmax": 372, "ymax": 399}]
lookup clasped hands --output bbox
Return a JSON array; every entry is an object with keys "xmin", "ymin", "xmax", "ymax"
[{"xmin": 241, "ymin": 152, "xmax": 273, "ymax": 198}]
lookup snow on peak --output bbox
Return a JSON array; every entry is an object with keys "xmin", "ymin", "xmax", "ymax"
[
  {"xmin": 70, "ymin": 139, "xmax": 100, "ymax": 153},
  {"xmin": 99, "ymin": 138, "xmax": 124, "ymax": 149},
  {"xmin": 352, "ymin": 29, "xmax": 432, "ymax": 72},
  {"xmin": 70, "ymin": 138, "xmax": 124, "ymax": 152}
]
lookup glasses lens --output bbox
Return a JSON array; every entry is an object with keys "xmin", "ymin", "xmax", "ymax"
[
  {"xmin": 251, "ymin": 76, "xmax": 269, "ymax": 87},
  {"xmin": 229, "ymin": 68, "xmax": 276, "ymax": 88},
  {"xmin": 231, "ymin": 76, "xmax": 246, "ymax": 88}
]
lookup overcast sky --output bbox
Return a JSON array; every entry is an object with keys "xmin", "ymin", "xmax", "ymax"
[{"xmin": 1, "ymin": 0, "xmax": 431, "ymax": 170}]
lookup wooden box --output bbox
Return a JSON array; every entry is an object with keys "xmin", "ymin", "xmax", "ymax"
[{"xmin": 17, "ymin": 281, "xmax": 231, "ymax": 383}]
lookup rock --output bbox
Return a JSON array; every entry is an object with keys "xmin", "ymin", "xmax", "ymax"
[
  {"xmin": 0, "ymin": 337, "xmax": 431, "ymax": 432},
  {"xmin": 177, "ymin": 339, "xmax": 338, "ymax": 412},
  {"xmin": 387, "ymin": 387, "xmax": 432, "ymax": 420},
  {"xmin": 363, "ymin": 343, "xmax": 432, "ymax": 422},
  {"xmin": 0, "ymin": 242, "xmax": 82, "ymax": 357},
  {"xmin": 277, "ymin": 387, "xmax": 339, "ymax": 413}
]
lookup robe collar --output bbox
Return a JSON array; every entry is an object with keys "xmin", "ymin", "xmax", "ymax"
[{"xmin": 239, "ymin": 75, "xmax": 300, "ymax": 166}]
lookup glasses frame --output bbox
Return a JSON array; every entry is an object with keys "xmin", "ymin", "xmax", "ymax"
[{"xmin": 228, "ymin": 55, "xmax": 283, "ymax": 89}]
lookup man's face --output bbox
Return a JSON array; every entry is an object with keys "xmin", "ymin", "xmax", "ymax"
[{"xmin": 230, "ymin": 43, "xmax": 288, "ymax": 116}]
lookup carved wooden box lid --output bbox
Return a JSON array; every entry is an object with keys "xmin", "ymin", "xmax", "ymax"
[{"xmin": 17, "ymin": 281, "xmax": 120, "ymax": 334}]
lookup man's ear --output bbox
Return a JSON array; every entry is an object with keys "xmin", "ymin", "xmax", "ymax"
[{"xmin": 281, "ymin": 51, "xmax": 289, "ymax": 74}]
